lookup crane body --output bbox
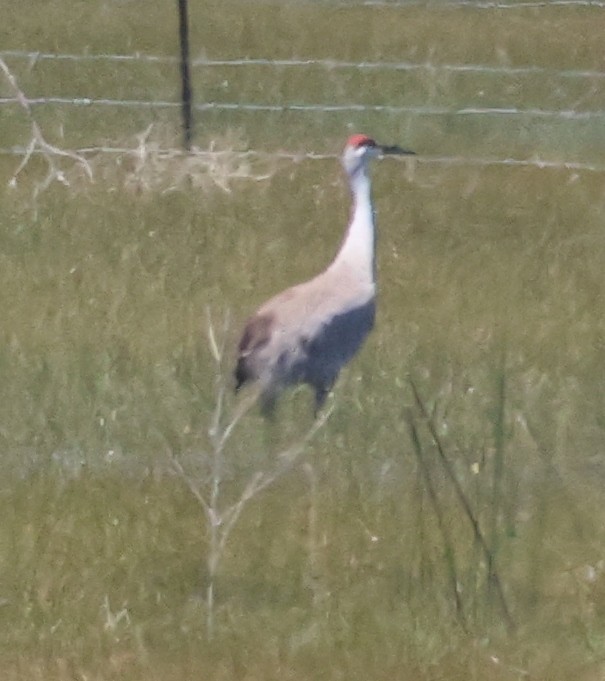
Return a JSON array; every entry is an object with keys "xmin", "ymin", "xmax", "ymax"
[{"xmin": 235, "ymin": 134, "xmax": 413, "ymax": 414}]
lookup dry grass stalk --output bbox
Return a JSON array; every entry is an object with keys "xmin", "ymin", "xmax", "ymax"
[
  {"xmin": 88, "ymin": 126, "xmax": 277, "ymax": 195},
  {"xmin": 1, "ymin": 56, "xmax": 276, "ymax": 197},
  {"xmin": 168, "ymin": 308, "xmax": 333, "ymax": 637},
  {"xmin": 0, "ymin": 57, "xmax": 93, "ymax": 195}
]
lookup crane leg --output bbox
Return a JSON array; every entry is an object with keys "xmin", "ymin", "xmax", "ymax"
[
  {"xmin": 313, "ymin": 381, "xmax": 334, "ymax": 417},
  {"xmin": 260, "ymin": 388, "xmax": 278, "ymax": 419}
]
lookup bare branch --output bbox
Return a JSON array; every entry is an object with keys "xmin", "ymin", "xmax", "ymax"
[
  {"xmin": 168, "ymin": 449, "xmax": 212, "ymax": 520},
  {"xmin": 0, "ymin": 57, "xmax": 93, "ymax": 191},
  {"xmin": 218, "ymin": 389, "xmax": 259, "ymax": 450},
  {"xmin": 216, "ymin": 472, "xmax": 264, "ymax": 558},
  {"xmin": 205, "ymin": 306, "xmax": 222, "ymax": 366},
  {"xmin": 167, "ymin": 309, "xmax": 334, "ymax": 638},
  {"xmin": 0, "ymin": 57, "xmax": 32, "ymax": 115}
]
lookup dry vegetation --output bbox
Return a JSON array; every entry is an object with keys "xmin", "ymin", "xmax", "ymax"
[{"xmin": 1, "ymin": 56, "xmax": 277, "ymax": 197}]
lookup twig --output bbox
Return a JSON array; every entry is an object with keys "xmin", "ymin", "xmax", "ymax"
[
  {"xmin": 167, "ymin": 309, "xmax": 333, "ymax": 638},
  {"xmin": 168, "ymin": 450, "xmax": 212, "ymax": 520},
  {"xmin": 205, "ymin": 306, "xmax": 223, "ymax": 365},
  {"xmin": 0, "ymin": 57, "xmax": 92, "ymax": 191}
]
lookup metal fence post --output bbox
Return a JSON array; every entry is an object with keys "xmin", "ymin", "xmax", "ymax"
[{"xmin": 177, "ymin": 0, "xmax": 193, "ymax": 150}]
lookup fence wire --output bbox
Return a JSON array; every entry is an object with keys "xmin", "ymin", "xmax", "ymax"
[
  {"xmin": 1, "ymin": 145, "xmax": 603, "ymax": 174},
  {"xmin": 1, "ymin": 96, "xmax": 603, "ymax": 122},
  {"xmin": 330, "ymin": 0, "xmax": 605, "ymax": 7},
  {"xmin": 2, "ymin": 50, "xmax": 604, "ymax": 80},
  {"xmin": 1, "ymin": 43, "xmax": 603, "ymax": 174}
]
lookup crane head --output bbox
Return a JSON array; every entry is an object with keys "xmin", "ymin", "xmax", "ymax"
[{"xmin": 342, "ymin": 133, "xmax": 414, "ymax": 177}]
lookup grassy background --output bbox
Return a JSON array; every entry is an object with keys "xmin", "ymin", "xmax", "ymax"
[{"xmin": 2, "ymin": 1, "xmax": 605, "ymax": 679}]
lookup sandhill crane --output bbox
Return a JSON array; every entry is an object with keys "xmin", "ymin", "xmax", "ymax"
[{"xmin": 235, "ymin": 134, "xmax": 414, "ymax": 415}]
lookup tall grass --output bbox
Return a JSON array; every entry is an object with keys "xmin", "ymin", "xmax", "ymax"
[{"xmin": 1, "ymin": 1, "xmax": 605, "ymax": 679}]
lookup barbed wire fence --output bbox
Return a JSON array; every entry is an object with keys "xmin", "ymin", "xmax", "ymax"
[{"xmin": 1, "ymin": 0, "xmax": 605, "ymax": 186}]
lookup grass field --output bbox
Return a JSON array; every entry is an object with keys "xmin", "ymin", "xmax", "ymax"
[{"xmin": 1, "ymin": 1, "xmax": 605, "ymax": 679}]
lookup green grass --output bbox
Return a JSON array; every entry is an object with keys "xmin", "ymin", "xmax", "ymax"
[{"xmin": 2, "ymin": 1, "xmax": 605, "ymax": 679}]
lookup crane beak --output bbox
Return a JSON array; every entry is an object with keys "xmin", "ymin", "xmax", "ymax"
[{"xmin": 378, "ymin": 144, "xmax": 415, "ymax": 156}]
